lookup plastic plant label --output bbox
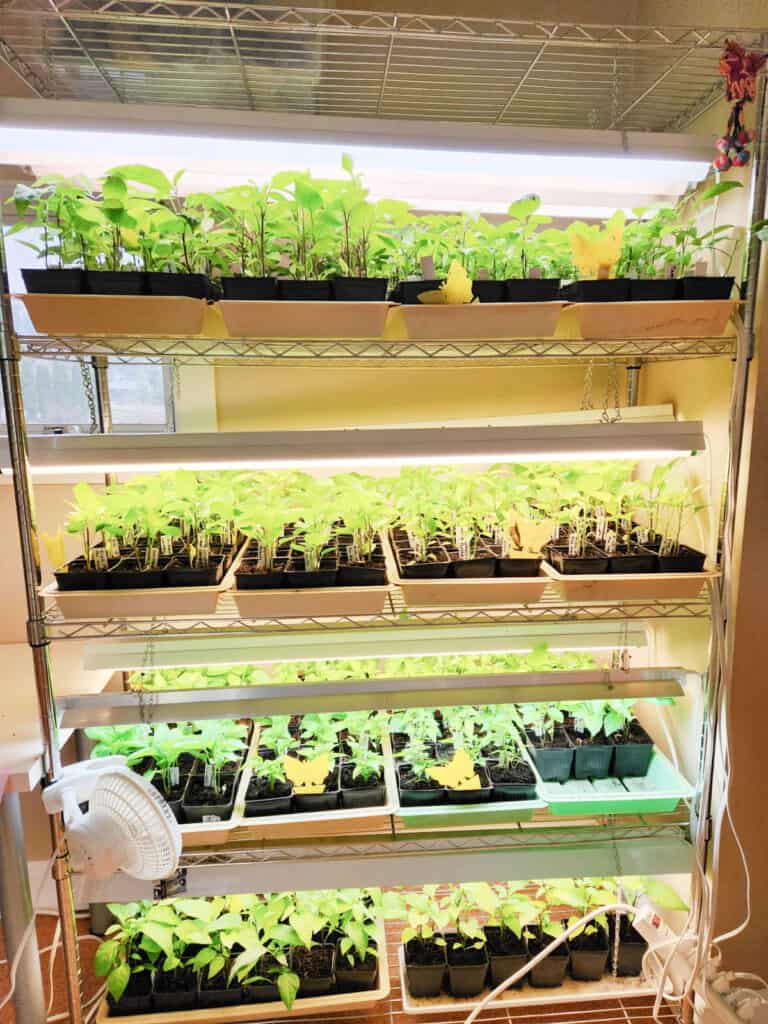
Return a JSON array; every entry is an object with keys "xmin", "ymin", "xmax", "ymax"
[
  {"xmin": 574, "ymin": 717, "xmax": 585, "ymax": 734},
  {"xmin": 420, "ymin": 255, "xmax": 436, "ymax": 278},
  {"xmin": 605, "ymin": 530, "xmax": 617, "ymax": 554},
  {"xmin": 476, "ymin": 267, "xmax": 489, "ymax": 280},
  {"xmin": 694, "ymin": 260, "xmax": 708, "ymax": 277},
  {"xmin": 92, "ymin": 548, "xmax": 109, "ymax": 570},
  {"xmin": 170, "ymin": 767, "xmax": 180, "ymax": 786},
  {"xmin": 221, "ymin": 524, "xmax": 232, "ymax": 545},
  {"xmin": 427, "ymin": 748, "xmax": 481, "ymax": 791},
  {"xmin": 528, "ymin": 267, "xmax": 542, "ymax": 279},
  {"xmin": 596, "ymin": 262, "xmax": 612, "ymax": 280},
  {"xmin": 43, "ymin": 529, "xmax": 66, "ymax": 570},
  {"xmin": 123, "ymin": 526, "xmax": 135, "ymax": 546},
  {"xmin": 160, "ymin": 535, "xmax": 173, "ymax": 556},
  {"xmin": 279, "ymin": 253, "xmax": 291, "ymax": 269},
  {"xmin": 283, "ymin": 753, "xmax": 330, "ymax": 794},
  {"xmin": 148, "ymin": 546, "xmax": 160, "ymax": 569},
  {"xmin": 595, "ymin": 508, "xmax": 606, "ymax": 541},
  {"xmin": 202, "ymin": 815, "xmax": 222, "ymax": 823},
  {"xmin": 204, "ymin": 764, "xmax": 214, "ymax": 788}
]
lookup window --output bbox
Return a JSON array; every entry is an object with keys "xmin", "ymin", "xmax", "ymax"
[{"xmin": 3, "ymin": 229, "xmax": 175, "ymax": 433}]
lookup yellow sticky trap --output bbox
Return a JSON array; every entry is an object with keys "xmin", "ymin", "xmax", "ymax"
[
  {"xmin": 418, "ymin": 261, "xmax": 477, "ymax": 305},
  {"xmin": 568, "ymin": 212, "xmax": 625, "ymax": 279},
  {"xmin": 427, "ymin": 748, "xmax": 481, "ymax": 791},
  {"xmin": 508, "ymin": 513, "xmax": 556, "ymax": 555},
  {"xmin": 42, "ymin": 529, "xmax": 66, "ymax": 569},
  {"xmin": 283, "ymin": 753, "xmax": 330, "ymax": 795}
]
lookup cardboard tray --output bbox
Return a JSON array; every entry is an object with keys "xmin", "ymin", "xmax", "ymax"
[
  {"xmin": 96, "ymin": 924, "xmax": 390, "ymax": 1022},
  {"xmin": 397, "ymin": 946, "xmax": 654, "ymax": 1014},
  {"xmin": 180, "ymin": 730, "xmax": 397, "ymax": 849},
  {"xmin": 569, "ymin": 299, "xmax": 738, "ymax": 340},
  {"xmin": 41, "ymin": 544, "xmax": 246, "ymax": 619},
  {"xmin": 389, "ymin": 301, "xmax": 565, "ymax": 340},
  {"xmin": 384, "ymin": 533, "xmax": 548, "ymax": 608},
  {"xmin": 541, "ymin": 559, "xmax": 718, "ymax": 601},
  {"xmin": 536, "ymin": 751, "xmax": 693, "ymax": 817},
  {"xmin": 17, "ymin": 294, "xmax": 207, "ymax": 338},
  {"xmin": 219, "ymin": 300, "xmax": 391, "ymax": 339}
]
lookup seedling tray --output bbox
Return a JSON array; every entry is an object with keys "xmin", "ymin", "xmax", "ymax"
[
  {"xmin": 41, "ymin": 543, "xmax": 246, "ymax": 619},
  {"xmin": 96, "ymin": 925, "xmax": 390, "ymax": 1022},
  {"xmin": 181, "ymin": 732, "xmax": 397, "ymax": 848},
  {"xmin": 569, "ymin": 299, "xmax": 738, "ymax": 340},
  {"xmin": 537, "ymin": 751, "xmax": 692, "ymax": 817},
  {"xmin": 384, "ymin": 536, "xmax": 547, "ymax": 607},
  {"xmin": 219, "ymin": 300, "xmax": 391, "ymax": 338},
  {"xmin": 232, "ymin": 583, "xmax": 390, "ymax": 618},
  {"xmin": 397, "ymin": 946, "xmax": 653, "ymax": 1014},
  {"xmin": 18, "ymin": 294, "xmax": 207, "ymax": 337},
  {"xmin": 389, "ymin": 301, "xmax": 565, "ymax": 340},
  {"xmin": 541, "ymin": 560, "xmax": 718, "ymax": 601}
]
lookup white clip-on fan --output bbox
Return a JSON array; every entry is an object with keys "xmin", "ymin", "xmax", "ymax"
[{"xmin": 42, "ymin": 757, "xmax": 182, "ymax": 880}]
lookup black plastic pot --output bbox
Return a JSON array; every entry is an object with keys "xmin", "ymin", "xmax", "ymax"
[
  {"xmin": 197, "ymin": 978, "xmax": 243, "ymax": 1008},
  {"xmin": 471, "ymin": 280, "xmax": 507, "ymax": 303},
  {"xmin": 335, "ymin": 944, "xmax": 379, "ymax": 991},
  {"xmin": 340, "ymin": 766, "xmax": 386, "ymax": 809},
  {"xmin": 608, "ymin": 915, "xmax": 648, "ymax": 976},
  {"xmin": 560, "ymin": 278, "xmax": 631, "ymax": 303},
  {"xmin": 153, "ymin": 967, "xmax": 197, "ymax": 1011},
  {"xmin": 548, "ymin": 547, "xmax": 610, "ymax": 576},
  {"xmin": 146, "ymin": 271, "xmax": 213, "ymax": 299},
  {"xmin": 569, "ymin": 928, "xmax": 609, "ymax": 981},
  {"xmin": 295, "ymin": 944, "xmax": 336, "ymax": 997},
  {"xmin": 243, "ymin": 777, "xmax": 293, "ymax": 817},
  {"xmin": 108, "ymin": 973, "xmax": 153, "ymax": 1016},
  {"xmin": 54, "ymin": 558, "xmax": 109, "ymax": 591},
  {"xmin": 485, "ymin": 929, "xmax": 528, "ymax": 989},
  {"xmin": 166, "ymin": 557, "xmax": 224, "ymax": 587},
  {"xmin": 220, "ymin": 276, "xmax": 278, "ymax": 300},
  {"xmin": 395, "ymin": 280, "xmax": 442, "ymax": 304},
  {"xmin": 656, "ymin": 545, "xmax": 706, "ymax": 573},
  {"xmin": 182, "ymin": 773, "xmax": 238, "ymax": 823},
  {"xmin": 528, "ymin": 930, "xmax": 568, "ymax": 988},
  {"xmin": 85, "ymin": 270, "xmax": 146, "ymax": 295},
  {"xmin": 445, "ymin": 938, "xmax": 489, "ymax": 997},
  {"xmin": 506, "ymin": 278, "xmax": 561, "ymax": 302},
  {"xmin": 332, "ymin": 277, "xmax": 388, "ymax": 301},
  {"xmin": 243, "ymin": 979, "xmax": 280, "ymax": 1003},
  {"xmin": 612, "ymin": 724, "xmax": 654, "ymax": 778},
  {"xmin": 235, "ymin": 564, "xmax": 284, "ymax": 589},
  {"xmin": 450, "ymin": 554, "xmax": 496, "ymax": 578},
  {"xmin": 278, "ymin": 279, "xmax": 333, "ymax": 301},
  {"xmin": 401, "ymin": 558, "xmax": 450, "ymax": 579},
  {"xmin": 149, "ymin": 775, "xmax": 186, "ymax": 823},
  {"xmin": 283, "ymin": 561, "xmax": 337, "ymax": 588},
  {"xmin": 608, "ymin": 547, "xmax": 656, "ymax": 574},
  {"xmin": 22, "ymin": 268, "xmax": 84, "ymax": 294},
  {"xmin": 526, "ymin": 729, "xmax": 574, "ymax": 782},
  {"xmin": 108, "ymin": 563, "xmax": 166, "ymax": 589},
  {"xmin": 487, "ymin": 760, "xmax": 537, "ymax": 801},
  {"xmin": 497, "ymin": 555, "xmax": 542, "ymax": 577},
  {"xmin": 398, "ymin": 764, "xmax": 445, "ymax": 806},
  {"xmin": 680, "ymin": 276, "xmax": 734, "ymax": 300},
  {"xmin": 292, "ymin": 765, "xmax": 340, "ymax": 812},
  {"xmin": 337, "ymin": 562, "xmax": 387, "ymax": 587},
  {"xmin": 629, "ymin": 278, "xmax": 680, "ymax": 301},
  {"xmin": 404, "ymin": 941, "xmax": 446, "ymax": 998},
  {"xmin": 569, "ymin": 731, "xmax": 613, "ymax": 780},
  {"xmin": 445, "ymin": 766, "xmax": 493, "ymax": 805}
]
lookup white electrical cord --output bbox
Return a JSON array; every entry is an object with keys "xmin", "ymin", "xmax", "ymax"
[
  {"xmin": 0, "ymin": 852, "xmax": 56, "ymax": 1013},
  {"xmin": 462, "ymin": 903, "xmax": 642, "ymax": 1024}
]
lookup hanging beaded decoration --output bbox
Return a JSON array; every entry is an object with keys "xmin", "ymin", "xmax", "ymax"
[{"xmin": 713, "ymin": 39, "xmax": 766, "ymax": 172}]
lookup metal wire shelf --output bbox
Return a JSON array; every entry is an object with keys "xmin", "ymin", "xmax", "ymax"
[
  {"xmin": 1, "ymin": 3, "xmax": 765, "ymax": 130},
  {"xmin": 17, "ymin": 332, "xmax": 738, "ymax": 367},
  {"xmin": 42, "ymin": 586, "xmax": 711, "ymax": 641}
]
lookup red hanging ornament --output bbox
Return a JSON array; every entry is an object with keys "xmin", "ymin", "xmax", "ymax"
[{"xmin": 713, "ymin": 39, "xmax": 766, "ymax": 171}]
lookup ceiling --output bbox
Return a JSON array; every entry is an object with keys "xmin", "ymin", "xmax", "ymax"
[{"xmin": 0, "ymin": 3, "xmax": 766, "ymax": 131}]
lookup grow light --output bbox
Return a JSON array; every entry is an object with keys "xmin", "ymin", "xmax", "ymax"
[
  {"xmin": 0, "ymin": 421, "xmax": 705, "ymax": 474},
  {"xmin": 82, "ymin": 623, "xmax": 647, "ymax": 672}
]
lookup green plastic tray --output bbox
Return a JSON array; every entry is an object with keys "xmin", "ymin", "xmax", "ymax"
[
  {"xmin": 397, "ymin": 795, "xmax": 547, "ymax": 829},
  {"xmin": 538, "ymin": 752, "xmax": 693, "ymax": 816}
]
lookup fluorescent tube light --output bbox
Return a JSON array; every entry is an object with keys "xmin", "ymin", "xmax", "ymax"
[
  {"xmin": 2, "ymin": 421, "xmax": 705, "ymax": 475},
  {"xmin": 83, "ymin": 623, "xmax": 647, "ymax": 671}
]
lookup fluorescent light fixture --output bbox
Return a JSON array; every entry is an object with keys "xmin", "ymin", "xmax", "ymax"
[
  {"xmin": 0, "ymin": 99, "xmax": 711, "ymax": 215},
  {"xmin": 83, "ymin": 623, "xmax": 648, "ymax": 671},
  {"xmin": 2, "ymin": 421, "xmax": 704, "ymax": 475}
]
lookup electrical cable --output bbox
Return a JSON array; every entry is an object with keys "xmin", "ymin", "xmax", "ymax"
[{"xmin": 0, "ymin": 851, "xmax": 56, "ymax": 1013}]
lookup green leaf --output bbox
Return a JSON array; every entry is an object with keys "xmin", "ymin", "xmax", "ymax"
[
  {"xmin": 176, "ymin": 920, "xmax": 210, "ymax": 946},
  {"xmin": 140, "ymin": 922, "xmax": 175, "ymax": 960},
  {"xmin": 341, "ymin": 153, "xmax": 354, "ymax": 175},
  {"xmin": 173, "ymin": 898, "xmax": 220, "ymax": 922},
  {"xmin": 700, "ymin": 180, "xmax": 743, "ymax": 201},
  {"xmin": 108, "ymin": 164, "xmax": 172, "ymax": 196},
  {"xmin": 107, "ymin": 963, "xmax": 130, "ymax": 1003},
  {"xmin": 277, "ymin": 971, "xmax": 300, "ymax": 1011},
  {"xmin": 93, "ymin": 940, "xmax": 118, "ymax": 977},
  {"xmin": 640, "ymin": 878, "xmax": 689, "ymax": 911}
]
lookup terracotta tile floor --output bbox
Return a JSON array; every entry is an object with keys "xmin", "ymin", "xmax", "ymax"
[{"xmin": 0, "ymin": 916, "xmax": 678, "ymax": 1024}]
